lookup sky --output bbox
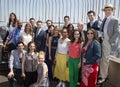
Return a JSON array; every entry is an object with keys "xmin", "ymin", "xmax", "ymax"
[{"xmin": 0, "ymin": 0, "xmax": 120, "ymax": 26}]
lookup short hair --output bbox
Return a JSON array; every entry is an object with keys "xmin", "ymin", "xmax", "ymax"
[
  {"xmin": 87, "ymin": 10, "xmax": 96, "ymax": 16},
  {"xmin": 16, "ymin": 41, "xmax": 24, "ymax": 47},
  {"xmin": 46, "ymin": 20, "xmax": 53, "ymax": 24},
  {"xmin": 64, "ymin": 16, "xmax": 70, "ymax": 20},
  {"xmin": 36, "ymin": 20, "xmax": 42, "ymax": 24},
  {"xmin": 29, "ymin": 18, "xmax": 35, "ymax": 21}
]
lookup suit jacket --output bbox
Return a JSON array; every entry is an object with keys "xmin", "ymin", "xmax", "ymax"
[
  {"xmin": 34, "ymin": 28, "xmax": 46, "ymax": 52},
  {"xmin": 83, "ymin": 40, "xmax": 101, "ymax": 65},
  {"xmin": 87, "ymin": 20, "xmax": 101, "ymax": 31},
  {"xmin": 101, "ymin": 16, "xmax": 119, "ymax": 47}
]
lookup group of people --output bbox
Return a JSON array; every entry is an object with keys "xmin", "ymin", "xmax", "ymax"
[{"xmin": 1, "ymin": 3, "xmax": 119, "ymax": 87}]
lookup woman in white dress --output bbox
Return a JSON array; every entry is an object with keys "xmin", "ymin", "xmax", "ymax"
[{"xmin": 20, "ymin": 23, "xmax": 33, "ymax": 49}]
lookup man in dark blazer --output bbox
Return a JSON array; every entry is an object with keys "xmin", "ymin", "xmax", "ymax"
[
  {"xmin": 34, "ymin": 20, "xmax": 46, "ymax": 52},
  {"xmin": 87, "ymin": 10, "xmax": 102, "ymax": 43},
  {"xmin": 98, "ymin": 4, "xmax": 119, "ymax": 84}
]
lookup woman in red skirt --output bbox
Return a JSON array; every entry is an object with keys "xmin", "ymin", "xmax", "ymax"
[{"xmin": 80, "ymin": 28, "xmax": 101, "ymax": 87}]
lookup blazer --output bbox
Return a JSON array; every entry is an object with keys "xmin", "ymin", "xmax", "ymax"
[
  {"xmin": 87, "ymin": 20, "xmax": 101, "ymax": 31},
  {"xmin": 83, "ymin": 40, "xmax": 101, "ymax": 65},
  {"xmin": 34, "ymin": 28, "xmax": 46, "ymax": 52},
  {"xmin": 101, "ymin": 16, "xmax": 119, "ymax": 47}
]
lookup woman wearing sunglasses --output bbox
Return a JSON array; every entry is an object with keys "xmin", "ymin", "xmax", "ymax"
[{"xmin": 80, "ymin": 28, "xmax": 101, "ymax": 87}]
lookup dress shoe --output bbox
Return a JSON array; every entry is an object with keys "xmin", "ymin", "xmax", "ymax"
[{"xmin": 97, "ymin": 78, "xmax": 106, "ymax": 84}]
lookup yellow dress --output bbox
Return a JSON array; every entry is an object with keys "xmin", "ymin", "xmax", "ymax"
[{"xmin": 54, "ymin": 53, "xmax": 69, "ymax": 81}]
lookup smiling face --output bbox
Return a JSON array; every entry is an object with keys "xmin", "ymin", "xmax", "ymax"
[
  {"xmin": 30, "ymin": 19, "xmax": 35, "ymax": 26},
  {"xmin": 38, "ymin": 51, "xmax": 45, "ymax": 64},
  {"xmin": 38, "ymin": 55, "xmax": 45, "ymax": 63},
  {"xmin": 17, "ymin": 43, "xmax": 24, "ymax": 52},
  {"xmin": 46, "ymin": 21, "xmax": 52, "ymax": 27},
  {"xmin": 62, "ymin": 29, "xmax": 68, "ymax": 38},
  {"xmin": 29, "ymin": 43, "xmax": 36, "ymax": 52},
  {"xmin": 87, "ymin": 30, "xmax": 94, "ymax": 40},
  {"xmin": 74, "ymin": 30, "xmax": 80, "ymax": 40},
  {"xmin": 54, "ymin": 26, "xmax": 60, "ymax": 36},
  {"xmin": 77, "ymin": 22, "xmax": 83, "ymax": 32},
  {"xmin": 104, "ymin": 7, "xmax": 113, "ymax": 17},
  {"xmin": 64, "ymin": 17, "xmax": 70, "ymax": 25},
  {"xmin": 25, "ymin": 23, "xmax": 32, "ymax": 33},
  {"xmin": 88, "ymin": 13, "xmax": 95, "ymax": 21},
  {"xmin": 10, "ymin": 14, "xmax": 16, "ymax": 21},
  {"xmin": 49, "ymin": 26, "xmax": 54, "ymax": 34}
]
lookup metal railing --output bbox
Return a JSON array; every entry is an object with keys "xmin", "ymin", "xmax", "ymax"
[{"xmin": 0, "ymin": 0, "xmax": 120, "ymax": 25}]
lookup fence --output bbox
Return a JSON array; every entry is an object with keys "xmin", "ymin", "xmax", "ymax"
[{"xmin": 0, "ymin": 0, "xmax": 120, "ymax": 26}]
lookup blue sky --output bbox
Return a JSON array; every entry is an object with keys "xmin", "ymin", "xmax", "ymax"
[{"xmin": 0, "ymin": 0, "xmax": 120, "ymax": 25}]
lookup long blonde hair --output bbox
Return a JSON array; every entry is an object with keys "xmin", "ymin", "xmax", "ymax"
[{"xmin": 24, "ymin": 23, "xmax": 33, "ymax": 36}]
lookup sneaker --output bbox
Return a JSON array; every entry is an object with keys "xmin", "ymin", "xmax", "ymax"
[
  {"xmin": 56, "ymin": 81, "xmax": 62, "ymax": 87},
  {"xmin": 62, "ymin": 82, "xmax": 66, "ymax": 87}
]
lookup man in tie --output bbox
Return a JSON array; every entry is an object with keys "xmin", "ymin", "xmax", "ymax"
[
  {"xmin": 98, "ymin": 4, "xmax": 119, "ymax": 83},
  {"xmin": 34, "ymin": 20, "xmax": 46, "ymax": 52}
]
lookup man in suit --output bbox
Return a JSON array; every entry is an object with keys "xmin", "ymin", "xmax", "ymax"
[
  {"xmin": 34, "ymin": 20, "xmax": 46, "ymax": 52},
  {"xmin": 61, "ymin": 16, "xmax": 70, "ymax": 29},
  {"xmin": 29, "ymin": 18, "xmax": 36, "ymax": 32},
  {"xmin": 98, "ymin": 4, "xmax": 119, "ymax": 83},
  {"xmin": 87, "ymin": 10, "xmax": 102, "ymax": 42}
]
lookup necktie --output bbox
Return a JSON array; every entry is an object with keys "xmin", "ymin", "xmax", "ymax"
[
  {"xmin": 101, "ymin": 17, "xmax": 107, "ymax": 32},
  {"xmin": 36, "ymin": 29, "xmax": 39, "ymax": 36}
]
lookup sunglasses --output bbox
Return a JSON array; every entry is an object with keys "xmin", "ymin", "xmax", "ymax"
[{"xmin": 87, "ymin": 33, "xmax": 93, "ymax": 35}]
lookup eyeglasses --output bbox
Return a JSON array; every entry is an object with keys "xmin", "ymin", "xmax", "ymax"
[{"xmin": 87, "ymin": 33, "xmax": 93, "ymax": 35}]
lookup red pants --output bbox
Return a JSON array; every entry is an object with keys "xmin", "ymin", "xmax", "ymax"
[{"xmin": 80, "ymin": 64, "xmax": 98, "ymax": 87}]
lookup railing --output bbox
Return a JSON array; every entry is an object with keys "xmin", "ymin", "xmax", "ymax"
[{"xmin": 0, "ymin": 0, "xmax": 120, "ymax": 25}]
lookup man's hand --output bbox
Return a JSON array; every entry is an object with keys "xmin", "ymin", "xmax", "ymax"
[{"xmin": 8, "ymin": 71, "xmax": 14, "ymax": 78}]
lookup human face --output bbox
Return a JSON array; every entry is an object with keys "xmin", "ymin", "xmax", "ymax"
[
  {"xmin": 87, "ymin": 30, "xmax": 94, "ymax": 40},
  {"xmin": 37, "ymin": 22, "xmax": 42, "ymax": 29},
  {"xmin": 88, "ymin": 13, "xmax": 95, "ymax": 21},
  {"xmin": 38, "ymin": 55, "xmax": 45, "ymax": 63},
  {"xmin": 49, "ymin": 26, "xmax": 54, "ymax": 34},
  {"xmin": 10, "ymin": 14, "xmax": 15, "ymax": 21},
  {"xmin": 74, "ymin": 31, "xmax": 80, "ymax": 39},
  {"xmin": 47, "ymin": 21, "xmax": 52, "ymax": 27},
  {"xmin": 68, "ymin": 25, "xmax": 73, "ymax": 31},
  {"xmin": 29, "ymin": 43, "xmax": 36, "ymax": 51},
  {"xmin": 17, "ymin": 21, "xmax": 22, "ymax": 28},
  {"xmin": 54, "ymin": 29, "xmax": 59, "ymax": 35},
  {"xmin": 64, "ymin": 18, "xmax": 69, "ymax": 24},
  {"xmin": 30, "ymin": 20, "xmax": 35, "ymax": 26},
  {"xmin": 77, "ymin": 23, "xmax": 83, "ymax": 32},
  {"xmin": 62, "ymin": 29, "xmax": 68, "ymax": 38},
  {"xmin": 17, "ymin": 43, "xmax": 24, "ymax": 51},
  {"xmin": 25, "ymin": 25, "xmax": 31, "ymax": 33},
  {"xmin": 104, "ymin": 8, "xmax": 113, "ymax": 17}
]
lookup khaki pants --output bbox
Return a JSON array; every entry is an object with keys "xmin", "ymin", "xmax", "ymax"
[{"xmin": 99, "ymin": 40, "xmax": 111, "ymax": 79}]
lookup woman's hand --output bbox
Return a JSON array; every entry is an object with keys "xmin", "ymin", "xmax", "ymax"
[{"xmin": 83, "ymin": 58, "xmax": 86, "ymax": 63}]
